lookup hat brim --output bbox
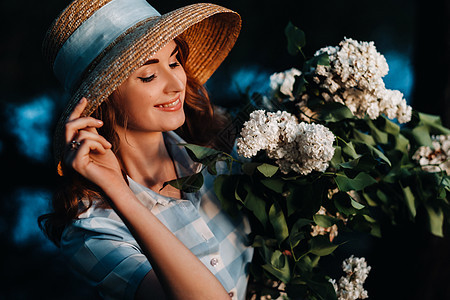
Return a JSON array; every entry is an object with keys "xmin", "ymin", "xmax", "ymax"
[{"xmin": 54, "ymin": 3, "xmax": 241, "ymax": 163}]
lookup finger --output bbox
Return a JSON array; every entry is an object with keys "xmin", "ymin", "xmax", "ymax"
[
  {"xmin": 70, "ymin": 140, "xmax": 108, "ymax": 171},
  {"xmin": 65, "ymin": 117, "xmax": 103, "ymax": 143},
  {"xmin": 78, "ymin": 139, "xmax": 108, "ymax": 156},
  {"xmin": 76, "ymin": 130, "xmax": 112, "ymax": 149},
  {"xmin": 68, "ymin": 98, "xmax": 88, "ymax": 122}
]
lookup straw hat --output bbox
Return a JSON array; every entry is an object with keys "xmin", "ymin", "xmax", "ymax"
[{"xmin": 43, "ymin": 0, "xmax": 241, "ymax": 164}]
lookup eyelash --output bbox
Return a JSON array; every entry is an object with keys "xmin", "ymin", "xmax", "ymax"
[{"xmin": 138, "ymin": 61, "xmax": 181, "ymax": 83}]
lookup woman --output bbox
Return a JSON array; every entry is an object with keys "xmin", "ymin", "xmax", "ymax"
[{"xmin": 39, "ymin": 0, "xmax": 253, "ymax": 299}]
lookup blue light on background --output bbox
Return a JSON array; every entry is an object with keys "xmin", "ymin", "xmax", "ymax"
[
  {"xmin": 13, "ymin": 187, "xmax": 56, "ymax": 251},
  {"xmin": 7, "ymin": 94, "xmax": 55, "ymax": 163},
  {"xmin": 384, "ymin": 51, "xmax": 414, "ymax": 103}
]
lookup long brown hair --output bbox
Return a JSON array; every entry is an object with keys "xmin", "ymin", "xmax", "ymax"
[{"xmin": 39, "ymin": 36, "xmax": 230, "ymax": 246}]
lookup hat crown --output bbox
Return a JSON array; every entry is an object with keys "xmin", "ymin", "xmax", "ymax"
[
  {"xmin": 44, "ymin": 2, "xmax": 242, "ymax": 163},
  {"xmin": 43, "ymin": 0, "xmax": 160, "ymax": 92}
]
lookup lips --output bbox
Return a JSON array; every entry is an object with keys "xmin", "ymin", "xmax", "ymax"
[
  {"xmin": 155, "ymin": 98, "xmax": 180, "ymax": 108},
  {"xmin": 154, "ymin": 97, "xmax": 182, "ymax": 111}
]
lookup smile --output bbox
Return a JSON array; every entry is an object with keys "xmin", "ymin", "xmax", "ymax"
[
  {"xmin": 154, "ymin": 97, "xmax": 183, "ymax": 112},
  {"xmin": 155, "ymin": 98, "xmax": 180, "ymax": 108}
]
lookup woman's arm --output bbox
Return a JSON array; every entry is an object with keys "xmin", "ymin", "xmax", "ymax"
[
  {"xmin": 103, "ymin": 178, "xmax": 230, "ymax": 300},
  {"xmin": 64, "ymin": 98, "xmax": 230, "ymax": 300}
]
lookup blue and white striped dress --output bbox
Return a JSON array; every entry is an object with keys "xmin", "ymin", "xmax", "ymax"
[{"xmin": 60, "ymin": 131, "xmax": 254, "ymax": 300}]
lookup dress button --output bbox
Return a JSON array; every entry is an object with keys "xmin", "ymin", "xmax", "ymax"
[
  {"xmin": 210, "ymin": 257, "xmax": 219, "ymax": 267},
  {"xmin": 228, "ymin": 291, "xmax": 234, "ymax": 297}
]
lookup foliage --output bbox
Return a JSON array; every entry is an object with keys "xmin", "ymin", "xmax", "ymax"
[{"xmin": 167, "ymin": 23, "xmax": 450, "ymax": 299}]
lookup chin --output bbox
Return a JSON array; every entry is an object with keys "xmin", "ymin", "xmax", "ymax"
[{"xmin": 162, "ymin": 112, "xmax": 186, "ymax": 132}]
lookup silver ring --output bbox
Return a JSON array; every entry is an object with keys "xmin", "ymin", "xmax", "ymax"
[{"xmin": 70, "ymin": 140, "xmax": 81, "ymax": 150}]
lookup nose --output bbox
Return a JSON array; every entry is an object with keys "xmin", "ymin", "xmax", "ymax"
[{"xmin": 161, "ymin": 66, "xmax": 186, "ymax": 94}]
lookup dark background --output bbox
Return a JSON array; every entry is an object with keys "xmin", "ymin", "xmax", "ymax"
[{"xmin": 1, "ymin": 0, "xmax": 450, "ymax": 299}]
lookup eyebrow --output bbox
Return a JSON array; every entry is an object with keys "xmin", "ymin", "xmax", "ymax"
[{"xmin": 143, "ymin": 46, "xmax": 179, "ymax": 65}]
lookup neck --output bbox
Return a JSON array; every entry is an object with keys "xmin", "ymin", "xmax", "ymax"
[{"xmin": 116, "ymin": 128, "xmax": 179, "ymax": 195}]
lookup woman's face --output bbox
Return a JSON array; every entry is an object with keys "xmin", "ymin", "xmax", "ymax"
[{"xmin": 113, "ymin": 40, "xmax": 187, "ymax": 133}]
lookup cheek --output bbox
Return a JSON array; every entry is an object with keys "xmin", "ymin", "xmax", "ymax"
[
  {"xmin": 114, "ymin": 87, "xmax": 152, "ymax": 120},
  {"xmin": 178, "ymin": 69, "xmax": 188, "ymax": 91}
]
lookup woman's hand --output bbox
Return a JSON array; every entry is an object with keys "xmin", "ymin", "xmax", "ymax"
[{"xmin": 63, "ymin": 98, "xmax": 123, "ymax": 191}]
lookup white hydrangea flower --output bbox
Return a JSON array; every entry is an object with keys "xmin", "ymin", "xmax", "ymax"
[
  {"xmin": 312, "ymin": 38, "xmax": 412, "ymax": 123},
  {"xmin": 269, "ymin": 68, "xmax": 302, "ymax": 100},
  {"xmin": 412, "ymin": 135, "xmax": 450, "ymax": 175},
  {"xmin": 237, "ymin": 110, "xmax": 336, "ymax": 175},
  {"xmin": 330, "ymin": 255, "xmax": 371, "ymax": 300}
]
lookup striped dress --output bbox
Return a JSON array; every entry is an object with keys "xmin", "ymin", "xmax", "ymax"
[{"xmin": 60, "ymin": 131, "xmax": 254, "ymax": 299}]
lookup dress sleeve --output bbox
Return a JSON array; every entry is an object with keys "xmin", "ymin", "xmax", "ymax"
[{"xmin": 60, "ymin": 212, "xmax": 152, "ymax": 300}]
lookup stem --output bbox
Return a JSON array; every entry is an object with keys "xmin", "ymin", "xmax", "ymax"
[
  {"xmin": 336, "ymin": 136, "xmax": 349, "ymax": 147},
  {"xmin": 299, "ymin": 48, "xmax": 306, "ymax": 60}
]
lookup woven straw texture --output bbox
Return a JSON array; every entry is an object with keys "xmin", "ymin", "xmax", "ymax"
[{"xmin": 42, "ymin": 1, "xmax": 241, "ymax": 163}]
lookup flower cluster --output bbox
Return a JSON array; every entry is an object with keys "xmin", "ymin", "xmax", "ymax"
[
  {"xmin": 269, "ymin": 68, "xmax": 302, "ymax": 100},
  {"xmin": 310, "ymin": 38, "xmax": 412, "ymax": 123},
  {"xmin": 412, "ymin": 135, "xmax": 450, "ymax": 175},
  {"xmin": 236, "ymin": 110, "xmax": 335, "ymax": 175},
  {"xmin": 330, "ymin": 256, "xmax": 371, "ymax": 300}
]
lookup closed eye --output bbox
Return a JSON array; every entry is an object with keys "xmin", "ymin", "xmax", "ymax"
[{"xmin": 138, "ymin": 74, "xmax": 155, "ymax": 83}]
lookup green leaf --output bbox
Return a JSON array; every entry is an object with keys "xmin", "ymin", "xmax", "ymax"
[
  {"xmin": 367, "ymin": 119, "xmax": 389, "ymax": 144},
  {"xmin": 315, "ymin": 52, "xmax": 330, "ymax": 66},
  {"xmin": 206, "ymin": 162, "xmax": 218, "ymax": 175},
  {"xmin": 370, "ymin": 223, "xmax": 382, "ymax": 238},
  {"xmin": 293, "ymin": 75, "xmax": 308, "ymax": 97},
  {"xmin": 418, "ymin": 112, "xmax": 450, "ymax": 135},
  {"xmin": 425, "ymin": 205, "xmax": 444, "ymax": 237},
  {"xmin": 402, "ymin": 186, "xmax": 416, "ymax": 218},
  {"xmin": 376, "ymin": 189, "xmax": 389, "ymax": 204},
  {"xmin": 304, "ymin": 277, "xmax": 338, "ymax": 300},
  {"xmin": 319, "ymin": 102, "xmax": 354, "ymax": 122},
  {"xmin": 362, "ymin": 191, "xmax": 378, "ymax": 207},
  {"xmin": 261, "ymin": 178, "xmax": 285, "ymax": 193},
  {"xmin": 339, "ymin": 155, "xmax": 378, "ymax": 172},
  {"xmin": 303, "ymin": 53, "xmax": 330, "ymax": 72},
  {"xmin": 411, "ymin": 125, "xmax": 433, "ymax": 147},
  {"xmin": 166, "ymin": 172, "xmax": 204, "ymax": 193},
  {"xmin": 242, "ymin": 162, "xmax": 260, "ymax": 175},
  {"xmin": 334, "ymin": 192, "xmax": 360, "ymax": 216},
  {"xmin": 313, "ymin": 214, "xmax": 339, "ymax": 228},
  {"xmin": 292, "ymin": 218, "xmax": 313, "ymax": 231},
  {"xmin": 352, "ymin": 129, "xmax": 376, "ymax": 146},
  {"xmin": 269, "ymin": 202, "xmax": 289, "ymax": 244},
  {"xmin": 350, "ymin": 198, "xmax": 365, "ymax": 210},
  {"xmin": 285, "ymin": 21, "xmax": 306, "ymax": 56},
  {"xmin": 262, "ymin": 250, "xmax": 291, "ymax": 283},
  {"xmin": 183, "ymin": 144, "xmax": 222, "ymax": 163},
  {"xmin": 330, "ymin": 146, "xmax": 343, "ymax": 168},
  {"xmin": 309, "ymin": 235, "xmax": 339, "ymax": 256},
  {"xmin": 286, "ymin": 183, "xmax": 322, "ymax": 217},
  {"xmin": 244, "ymin": 185, "xmax": 268, "ymax": 227},
  {"xmin": 442, "ymin": 177, "xmax": 450, "ymax": 191},
  {"xmin": 289, "ymin": 218, "xmax": 311, "ymax": 248},
  {"xmin": 334, "ymin": 173, "xmax": 377, "ymax": 192},
  {"xmin": 341, "ymin": 141, "xmax": 359, "ymax": 159},
  {"xmin": 381, "ymin": 116, "xmax": 400, "ymax": 135},
  {"xmin": 257, "ymin": 163, "xmax": 279, "ymax": 177},
  {"xmin": 394, "ymin": 134, "xmax": 410, "ymax": 154},
  {"xmin": 419, "ymin": 112, "xmax": 443, "ymax": 125},
  {"xmin": 353, "ymin": 141, "xmax": 391, "ymax": 166},
  {"xmin": 214, "ymin": 175, "xmax": 240, "ymax": 215}
]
